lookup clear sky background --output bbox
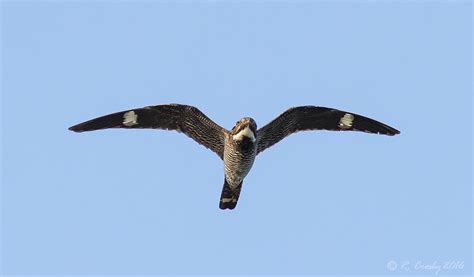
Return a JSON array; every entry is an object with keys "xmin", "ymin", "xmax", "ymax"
[{"xmin": 1, "ymin": 1, "xmax": 472, "ymax": 276}]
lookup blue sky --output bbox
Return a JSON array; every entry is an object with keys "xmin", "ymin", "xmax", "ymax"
[{"xmin": 1, "ymin": 1, "xmax": 472, "ymax": 276}]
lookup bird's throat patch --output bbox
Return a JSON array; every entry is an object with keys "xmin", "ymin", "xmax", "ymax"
[{"xmin": 233, "ymin": 126, "xmax": 256, "ymax": 142}]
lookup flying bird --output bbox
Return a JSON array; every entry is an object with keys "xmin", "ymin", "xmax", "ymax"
[{"xmin": 69, "ymin": 104, "xmax": 400, "ymax": 210}]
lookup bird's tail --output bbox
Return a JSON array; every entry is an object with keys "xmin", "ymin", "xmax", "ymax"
[{"xmin": 219, "ymin": 178, "xmax": 242, "ymax": 210}]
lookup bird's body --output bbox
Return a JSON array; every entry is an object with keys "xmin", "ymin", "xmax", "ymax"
[
  {"xmin": 220, "ymin": 118, "xmax": 258, "ymax": 209},
  {"xmin": 224, "ymin": 118, "xmax": 257, "ymax": 186},
  {"xmin": 69, "ymin": 104, "xmax": 400, "ymax": 210}
]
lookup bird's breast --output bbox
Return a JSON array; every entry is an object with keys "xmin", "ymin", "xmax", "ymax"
[{"xmin": 223, "ymin": 138, "xmax": 257, "ymax": 187}]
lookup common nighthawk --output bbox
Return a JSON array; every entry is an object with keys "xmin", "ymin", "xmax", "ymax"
[{"xmin": 69, "ymin": 104, "xmax": 400, "ymax": 210}]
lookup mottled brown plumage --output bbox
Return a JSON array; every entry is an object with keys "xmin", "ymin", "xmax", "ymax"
[
  {"xmin": 69, "ymin": 104, "xmax": 226, "ymax": 159},
  {"xmin": 256, "ymin": 106, "xmax": 400, "ymax": 154},
  {"xmin": 69, "ymin": 103, "xmax": 400, "ymax": 210}
]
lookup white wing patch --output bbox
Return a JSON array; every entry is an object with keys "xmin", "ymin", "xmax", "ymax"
[
  {"xmin": 123, "ymin": 111, "xmax": 138, "ymax": 126},
  {"xmin": 233, "ymin": 126, "xmax": 256, "ymax": 142},
  {"xmin": 339, "ymin": 113, "xmax": 354, "ymax": 129}
]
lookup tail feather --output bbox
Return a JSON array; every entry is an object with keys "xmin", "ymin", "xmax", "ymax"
[{"xmin": 219, "ymin": 179, "xmax": 242, "ymax": 210}]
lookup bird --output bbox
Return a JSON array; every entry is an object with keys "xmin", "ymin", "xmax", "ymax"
[{"xmin": 69, "ymin": 104, "xmax": 400, "ymax": 210}]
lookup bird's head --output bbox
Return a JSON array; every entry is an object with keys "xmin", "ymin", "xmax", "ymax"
[{"xmin": 231, "ymin": 117, "xmax": 257, "ymax": 143}]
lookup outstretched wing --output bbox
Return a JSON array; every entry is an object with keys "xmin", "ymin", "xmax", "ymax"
[
  {"xmin": 69, "ymin": 104, "xmax": 227, "ymax": 159},
  {"xmin": 256, "ymin": 106, "xmax": 400, "ymax": 155}
]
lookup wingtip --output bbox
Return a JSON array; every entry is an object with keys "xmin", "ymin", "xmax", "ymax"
[
  {"xmin": 390, "ymin": 128, "xmax": 401, "ymax": 136},
  {"xmin": 68, "ymin": 125, "xmax": 82, "ymax": 132},
  {"xmin": 384, "ymin": 130, "xmax": 400, "ymax": 136}
]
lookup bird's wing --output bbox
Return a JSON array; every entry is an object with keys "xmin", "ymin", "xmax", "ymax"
[
  {"xmin": 256, "ymin": 106, "xmax": 400, "ymax": 155},
  {"xmin": 69, "ymin": 104, "xmax": 227, "ymax": 159}
]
